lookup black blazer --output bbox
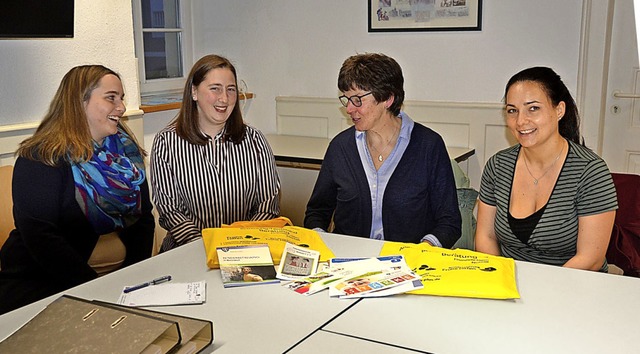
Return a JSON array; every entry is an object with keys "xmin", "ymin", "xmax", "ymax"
[{"xmin": 0, "ymin": 156, "xmax": 154, "ymax": 314}]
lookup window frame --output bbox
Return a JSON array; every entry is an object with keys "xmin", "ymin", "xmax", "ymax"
[{"xmin": 131, "ymin": 0, "xmax": 193, "ymax": 94}]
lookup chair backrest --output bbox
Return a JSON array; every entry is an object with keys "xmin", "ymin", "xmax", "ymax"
[
  {"xmin": 453, "ymin": 188, "xmax": 479, "ymax": 250},
  {"xmin": 0, "ymin": 165, "xmax": 14, "ymax": 249},
  {"xmin": 450, "ymin": 160, "xmax": 478, "ymax": 250},
  {"xmin": 606, "ymin": 173, "xmax": 640, "ymax": 277}
]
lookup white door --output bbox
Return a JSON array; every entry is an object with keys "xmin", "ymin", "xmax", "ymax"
[{"xmin": 602, "ymin": 0, "xmax": 640, "ymax": 173}]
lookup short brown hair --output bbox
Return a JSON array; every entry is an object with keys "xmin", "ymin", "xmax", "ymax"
[{"xmin": 338, "ymin": 53, "xmax": 405, "ymax": 116}]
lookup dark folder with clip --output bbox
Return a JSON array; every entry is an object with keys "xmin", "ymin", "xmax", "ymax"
[{"xmin": 0, "ymin": 295, "xmax": 213, "ymax": 354}]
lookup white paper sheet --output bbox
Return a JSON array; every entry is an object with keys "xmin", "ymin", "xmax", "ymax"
[{"xmin": 117, "ymin": 281, "xmax": 206, "ymax": 307}]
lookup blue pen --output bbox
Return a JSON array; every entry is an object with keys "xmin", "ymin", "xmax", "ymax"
[{"xmin": 123, "ymin": 275, "xmax": 172, "ymax": 293}]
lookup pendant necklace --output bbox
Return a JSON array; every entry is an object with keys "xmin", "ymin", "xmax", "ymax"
[
  {"xmin": 522, "ymin": 143, "xmax": 564, "ymax": 185},
  {"xmin": 367, "ymin": 124, "xmax": 399, "ymax": 162}
]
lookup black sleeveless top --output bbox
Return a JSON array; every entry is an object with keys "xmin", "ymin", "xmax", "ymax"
[{"xmin": 507, "ymin": 204, "xmax": 547, "ymax": 244}]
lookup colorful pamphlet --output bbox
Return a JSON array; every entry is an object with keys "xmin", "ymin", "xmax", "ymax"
[
  {"xmin": 332, "ymin": 268, "xmax": 421, "ymax": 298},
  {"xmin": 276, "ymin": 242, "xmax": 321, "ymax": 281},
  {"xmin": 282, "ymin": 267, "xmax": 347, "ymax": 296},
  {"xmin": 327, "ymin": 256, "xmax": 422, "ymax": 298},
  {"xmin": 330, "ymin": 255, "xmax": 423, "ymax": 298},
  {"xmin": 216, "ymin": 244, "xmax": 279, "ymax": 288}
]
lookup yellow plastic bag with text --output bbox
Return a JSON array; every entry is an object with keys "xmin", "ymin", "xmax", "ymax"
[
  {"xmin": 380, "ymin": 241, "xmax": 520, "ymax": 299},
  {"xmin": 222, "ymin": 216, "xmax": 293, "ymax": 228},
  {"xmin": 202, "ymin": 226, "xmax": 335, "ymax": 268}
]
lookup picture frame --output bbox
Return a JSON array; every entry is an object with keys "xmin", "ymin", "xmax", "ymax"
[{"xmin": 368, "ymin": 0, "xmax": 482, "ymax": 33}]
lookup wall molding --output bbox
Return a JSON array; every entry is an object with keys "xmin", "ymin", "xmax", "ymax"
[
  {"xmin": 0, "ymin": 111, "xmax": 145, "ymax": 166},
  {"xmin": 275, "ymin": 96, "xmax": 512, "ymax": 189}
]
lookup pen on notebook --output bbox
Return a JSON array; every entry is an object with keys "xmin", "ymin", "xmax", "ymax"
[{"xmin": 123, "ymin": 275, "xmax": 172, "ymax": 293}]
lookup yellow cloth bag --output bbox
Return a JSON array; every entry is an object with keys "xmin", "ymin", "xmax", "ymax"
[
  {"xmin": 380, "ymin": 241, "xmax": 520, "ymax": 299},
  {"xmin": 202, "ymin": 226, "xmax": 335, "ymax": 269},
  {"xmin": 221, "ymin": 216, "xmax": 294, "ymax": 228}
]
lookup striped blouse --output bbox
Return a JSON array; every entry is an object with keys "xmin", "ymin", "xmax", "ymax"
[
  {"xmin": 150, "ymin": 124, "xmax": 280, "ymax": 249},
  {"xmin": 479, "ymin": 140, "xmax": 618, "ymax": 270}
]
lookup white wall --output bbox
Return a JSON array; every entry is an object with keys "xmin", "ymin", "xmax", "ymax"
[
  {"xmin": 191, "ymin": 0, "xmax": 584, "ymax": 134},
  {"xmin": 0, "ymin": 0, "xmax": 585, "ymax": 135},
  {"xmin": 0, "ymin": 0, "xmax": 140, "ymax": 127}
]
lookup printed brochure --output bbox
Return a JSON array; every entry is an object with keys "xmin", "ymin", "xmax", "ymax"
[
  {"xmin": 276, "ymin": 242, "xmax": 321, "ymax": 281},
  {"xmin": 328, "ymin": 256, "xmax": 422, "ymax": 298},
  {"xmin": 216, "ymin": 244, "xmax": 279, "ymax": 287}
]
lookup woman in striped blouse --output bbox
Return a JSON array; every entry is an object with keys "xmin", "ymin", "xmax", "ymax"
[
  {"xmin": 475, "ymin": 67, "xmax": 618, "ymax": 272},
  {"xmin": 151, "ymin": 55, "xmax": 280, "ymax": 251}
]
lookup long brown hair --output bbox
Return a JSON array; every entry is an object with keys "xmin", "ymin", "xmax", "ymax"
[
  {"xmin": 175, "ymin": 54, "xmax": 246, "ymax": 145},
  {"xmin": 505, "ymin": 66, "xmax": 581, "ymax": 145},
  {"xmin": 17, "ymin": 65, "xmax": 144, "ymax": 166}
]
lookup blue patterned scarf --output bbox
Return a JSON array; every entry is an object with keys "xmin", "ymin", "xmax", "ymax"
[{"xmin": 71, "ymin": 129, "xmax": 145, "ymax": 235}]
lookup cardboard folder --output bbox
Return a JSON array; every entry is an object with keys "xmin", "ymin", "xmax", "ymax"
[
  {"xmin": 93, "ymin": 300, "xmax": 214, "ymax": 354},
  {"xmin": 0, "ymin": 295, "xmax": 181, "ymax": 353}
]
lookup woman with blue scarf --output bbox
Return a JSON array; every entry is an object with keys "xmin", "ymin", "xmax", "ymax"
[{"xmin": 0, "ymin": 65, "xmax": 155, "ymax": 315}]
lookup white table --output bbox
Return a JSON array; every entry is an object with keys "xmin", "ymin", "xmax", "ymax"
[
  {"xmin": 265, "ymin": 134, "xmax": 476, "ymax": 168},
  {"xmin": 0, "ymin": 234, "xmax": 381, "ymax": 353},
  {"xmin": 322, "ymin": 260, "xmax": 640, "ymax": 354},
  {"xmin": 1, "ymin": 233, "xmax": 638, "ymax": 354},
  {"xmin": 287, "ymin": 330, "xmax": 420, "ymax": 353}
]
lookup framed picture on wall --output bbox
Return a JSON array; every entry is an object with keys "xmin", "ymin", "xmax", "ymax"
[{"xmin": 369, "ymin": 0, "xmax": 482, "ymax": 32}]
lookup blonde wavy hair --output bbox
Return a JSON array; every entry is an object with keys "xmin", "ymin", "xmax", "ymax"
[{"xmin": 17, "ymin": 65, "xmax": 143, "ymax": 166}]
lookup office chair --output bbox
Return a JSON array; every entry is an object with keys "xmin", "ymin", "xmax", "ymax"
[
  {"xmin": 451, "ymin": 160, "xmax": 478, "ymax": 250},
  {"xmin": 606, "ymin": 173, "xmax": 640, "ymax": 277},
  {"xmin": 0, "ymin": 165, "xmax": 14, "ymax": 250}
]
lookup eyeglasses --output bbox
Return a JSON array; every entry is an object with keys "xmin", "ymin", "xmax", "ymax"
[{"xmin": 339, "ymin": 92, "xmax": 373, "ymax": 107}]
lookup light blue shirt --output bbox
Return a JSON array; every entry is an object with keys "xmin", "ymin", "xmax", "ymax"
[
  {"xmin": 352, "ymin": 112, "xmax": 435, "ymax": 246},
  {"xmin": 315, "ymin": 112, "xmax": 442, "ymax": 247},
  {"xmin": 354, "ymin": 112, "xmax": 442, "ymax": 247}
]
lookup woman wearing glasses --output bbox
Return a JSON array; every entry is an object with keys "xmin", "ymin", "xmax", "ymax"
[{"xmin": 304, "ymin": 53, "xmax": 461, "ymax": 247}]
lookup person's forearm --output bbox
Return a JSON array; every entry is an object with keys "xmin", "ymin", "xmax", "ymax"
[
  {"xmin": 563, "ymin": 254, "xmax": 605, "ymax": 271},
  {"xmin": 475, "ymin": 235, "xmax": 501, "ymax": 255},
  {"xmin": 158, "ymin": 214, "xmax": 202, "ymax": 245},
  {"xmin": 251, "ymin": 190, "xmax": 280, "ymax": 221}
]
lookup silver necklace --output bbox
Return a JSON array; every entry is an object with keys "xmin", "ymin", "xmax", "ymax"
[
  {"xmin": 367, "ymin": 124, "xmax": 399, "ymax": 162},
  {"xmin": 522, "ymin": 144, "xmax": 564, "ymax": 185}
]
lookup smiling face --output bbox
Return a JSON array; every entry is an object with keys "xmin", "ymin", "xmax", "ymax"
[
  {"xmin": 342, "ymin": 86, "xmax": 392, "ymax": 132},
  {"xmin": 192, "ymin": 67, "xmax": 238, "ymax": 137},
  {"xmin": 84, "ymin": 74, "xmax": 125, "ymax": 145},
  {"xmin": 505, "ymin": 81, "xmax": 565, "ymax": 149}
]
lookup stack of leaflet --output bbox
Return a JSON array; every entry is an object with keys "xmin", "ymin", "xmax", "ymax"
[{"xmin": 282, "ymin": 256, "xmax": 422, "ymax": 298}]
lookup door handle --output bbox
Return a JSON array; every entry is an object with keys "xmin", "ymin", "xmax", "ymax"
[{"xmin": 613, "ymin": 90, "xmax": 640, "ymax": 99}]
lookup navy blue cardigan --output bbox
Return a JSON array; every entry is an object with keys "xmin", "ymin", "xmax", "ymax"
[{"xmin": 304, "ymin": 122, "xmax": 461, "ymax": 247}]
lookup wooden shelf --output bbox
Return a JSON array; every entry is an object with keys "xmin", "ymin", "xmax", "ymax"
[{"xmin": 140, "ymin": 92, "xmax": 254, "ymax": 113}]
